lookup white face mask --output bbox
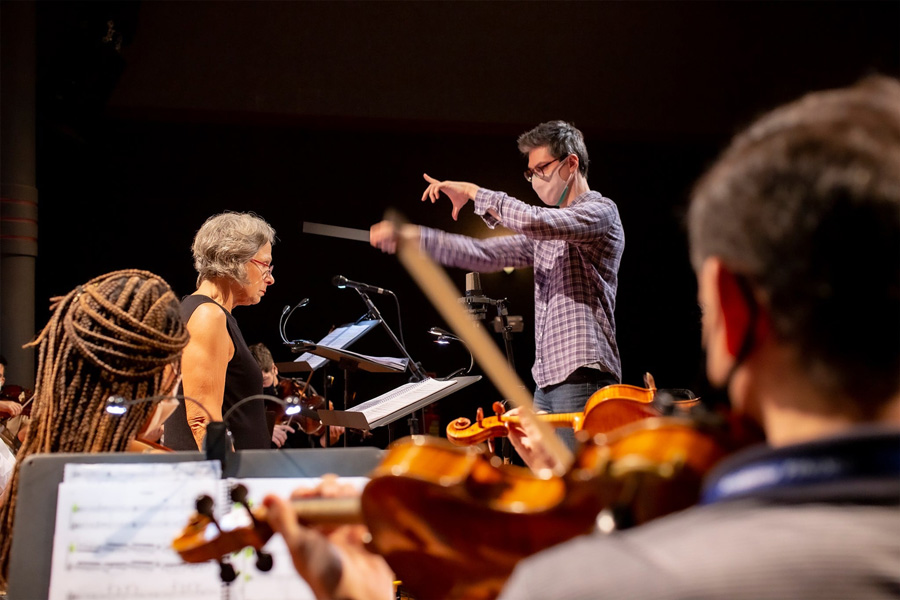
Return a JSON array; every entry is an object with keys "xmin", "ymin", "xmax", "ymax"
[{"xmin": 532, "ymin": 158, "xmax": 575, "ymax": 207}]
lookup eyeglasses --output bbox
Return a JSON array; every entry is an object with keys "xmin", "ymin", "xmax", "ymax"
[
  {"xmin": 250, "ymin": 259, "xmax": 274, "ymax": 278},
  {"xmin": 524, "ymin": 156, "xmax": 568, "ymax": 183}
]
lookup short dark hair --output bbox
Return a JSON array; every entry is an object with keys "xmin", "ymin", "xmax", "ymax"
[
  {"xmin": 688, "ymin": 76, "xmax": 900, "ymax": 411},
  {"xmin": 249, "ymin": 342, "xmax": 274, "ymax": 371},
  {"xmin": 0, "ymin": 355, "xmax": 6, "ymax": 368},
  {"xmin": 517, "ymin": 121, "xmax": 590, "ymax": 179}
]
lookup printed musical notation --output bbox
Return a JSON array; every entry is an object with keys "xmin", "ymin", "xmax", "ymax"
[
  {"xmin": 349, "ymin": 377, "xmax": 457, "ymax": 426},
  {"xmin": 49, "ymin": 464, "xmax": 223, "ymax": 600},
  {"xmin": 47, "ymin": 462, "xmax": 368, "ymax": 600}
]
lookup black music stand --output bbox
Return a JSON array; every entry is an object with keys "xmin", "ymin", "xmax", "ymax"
[
  {"xmin": 276, "ymin": 318, "xmax": 399, "ymax": 448},
  {"xmin": 285, "ymin": 338, "xmax": 409, "ymax": 447},
  {"xmin": 276, "ymin": 318, "xmax": 381, "ymax": 374}
]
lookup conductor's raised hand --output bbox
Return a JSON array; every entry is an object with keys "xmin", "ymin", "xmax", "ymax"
[{"xmin": 421, "ymin": 174, "xmax": 479, "ymax": 221}]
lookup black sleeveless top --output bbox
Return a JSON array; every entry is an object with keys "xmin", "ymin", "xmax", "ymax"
[{"xmin": 164, "ymin": 295, "xmax": 270, "ymax": 450}]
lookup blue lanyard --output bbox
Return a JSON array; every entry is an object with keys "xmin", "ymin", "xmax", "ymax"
[{"xmin": 701, "ymin": 435, "xmax": 900, "ymax": 504}]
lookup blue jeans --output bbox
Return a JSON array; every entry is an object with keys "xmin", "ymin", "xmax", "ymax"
[{"xmin": 533, "ymin": 368, "xmax": 618, "ymax": 452}]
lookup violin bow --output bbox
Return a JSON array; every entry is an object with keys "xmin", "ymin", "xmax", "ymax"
[{"xmin": 394, "ymin": 213, "xmax": 574, "ymax": 475}]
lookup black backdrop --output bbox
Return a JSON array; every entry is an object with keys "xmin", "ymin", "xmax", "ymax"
[{"xmin": 23, "ymin": 1, "xmax": 900, "ymax": 445}]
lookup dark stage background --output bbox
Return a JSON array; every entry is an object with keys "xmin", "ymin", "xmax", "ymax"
[{"xmin": 9, "ymin": 1, "xmax": 900, "ymax": 445}]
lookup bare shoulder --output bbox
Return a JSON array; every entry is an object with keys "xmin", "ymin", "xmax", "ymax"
[{"xmin": 185, "ymin": 302, "xmax": 228, "ymax": 340}]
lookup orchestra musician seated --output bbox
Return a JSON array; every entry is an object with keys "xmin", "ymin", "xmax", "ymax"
[
  {"xmin": 0, "ymin": 270, "xmax": 190, "ymax": 587},
  {"xmin": 249, "ymin": 342, "xmax": 344, "ymax": 448},
  {"xmin": 0, "ymin": 357, "xmax": 24, "ymax": 420},
  {"xmin": 259, "ymin": 76, "xmax": 900, "ymax": 599}
]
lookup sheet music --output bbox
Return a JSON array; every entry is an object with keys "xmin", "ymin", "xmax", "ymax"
[
  {"xmin": 348, "ymin": 378, "xmax": 456, "ymax": 424},
  {"xmin": 62, "ymin": 460, "xmax": 222, "ymax": 482},
  {"xmin": 47, "ymin": 462, "xmax": 369, "ymax": 600},
  {"xmin": 221, "ymin": 477, "xmax": 369, "ymax": 600},
  {"xmin": 326, "ymin": 347, "xmax": 408, "ymax": 372},
  {"xmin": 293, "ymin": 321, "xmax": 378, "ymax": 371},
  {"xmin": 48, "ymin": 463, "xmax": 224, "ymax": 600}
]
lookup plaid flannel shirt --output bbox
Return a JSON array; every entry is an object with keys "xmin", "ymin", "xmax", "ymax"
[{"xmin": 419, "ymin": 187, "xmax": 623, "ymax": 388}]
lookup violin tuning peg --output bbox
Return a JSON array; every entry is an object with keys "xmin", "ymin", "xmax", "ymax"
[
  {"xmin": 195, "ymin": 495, "xmax": 215, "ymax": 518},
  {"xmin": 492, "ymin": 401, "xmax": 505, "ymax": 416},
  {"xmin": 230, "ymin": 483, "xmax": 249, "ymax": 505},
  {"xmin": 219, "ymin": 561, "xmax": 238, "ymax": 584},
  {"xmin": 476, "ymin": 406, "xmax": 484, "ymax": 426},
  {"xmin": 255, "ymin": 550, "xmax": 274, "ymax": 572}
]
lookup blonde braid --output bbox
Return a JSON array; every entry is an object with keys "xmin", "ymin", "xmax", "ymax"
[{"xmin": 0, "ymin": 269, "xmax": 190, "ymax": 586}]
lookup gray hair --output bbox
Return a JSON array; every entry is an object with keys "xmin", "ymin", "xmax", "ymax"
[
  {"xmin": 688, "ymin": 76, "xmax": 900, "ymax": 409},
  {"xmin": 192, "ymin": 212, "xmax": 276, "ymax": 287}
]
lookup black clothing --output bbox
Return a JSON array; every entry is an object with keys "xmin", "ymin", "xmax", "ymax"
[{"xmin": 164, "ymin": 295, "xmax": 269, "ymax": 451}]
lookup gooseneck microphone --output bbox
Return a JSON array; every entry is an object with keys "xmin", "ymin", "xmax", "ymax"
[{"xmin": 332, "ymin": 275, "xmax": 392, "ymax": 295}]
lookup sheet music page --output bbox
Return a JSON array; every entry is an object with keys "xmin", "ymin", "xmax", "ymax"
[
  {"xmin": 348, "ymin": 378, "xmax": 456, "ymax": 423},
  {"xmin": 62, "ymin": 460, "xmax": 222, "ymax": 482},
  {"xmin": 294, "ymin": 321, "xmax": 376, "ymax": 370},
  {"xmin": 329, "ymin": 347, "xmax": 408, "ymax": 372},
  {"xmin": 221, "ymin": 476, "xmax": 369, "ymax": 600},
  {"xmin": 48, "ymin": 462, "xmax": 225, "ymax": 600}
]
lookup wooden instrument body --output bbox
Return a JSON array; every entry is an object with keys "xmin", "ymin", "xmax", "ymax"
[
  {"xmin": 447, "ymin": 383, "xmax": 663, "ymax": 446},
  {"xmin": 361, "ymin": 436, "xmax": 602, "ymax": 600}
]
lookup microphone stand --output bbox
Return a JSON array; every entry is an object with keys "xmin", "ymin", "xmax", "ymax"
[
  {"xmin": 463, "ymin": 273, "xmax": 519, "ymax": 464},
  {"xmin": 484, "ymin": 297, "xmax": 517, "ymax": 464},
  {"xmin": 355, "ymin": 290, "xmax": 428, "ymax": 435}
]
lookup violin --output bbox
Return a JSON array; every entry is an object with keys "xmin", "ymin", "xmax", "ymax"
[
  {"xmin": 446, "ymin": 376, "xmax": 700, "ymax": 447},
  {"xmin": 0, "ymin": 384, "xmax": 34, "ymax": 418},
  {"xmin": 274, "ymin": 377, "xmax": 331, "ymax": 435},
  {"xmin": 173, "ymin": 413, "xmax": 762, "ymax": 600},
  {"xmin": 569, "ymin": 411, "xmax": 764, "ymax": 529},
  {"xmin": 174, "ymin": 435, "xmax": 602, "ymax": 600}
]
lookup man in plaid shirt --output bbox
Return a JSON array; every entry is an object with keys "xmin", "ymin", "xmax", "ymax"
[{"xmin": 371, "ymin": 121, "xmax": 624, "ymax": 451}]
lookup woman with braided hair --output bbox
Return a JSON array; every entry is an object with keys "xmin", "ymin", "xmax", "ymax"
[
  {"xmin": 163, "ymin": 211, "xmax": 277, "ymax": 451},
  {"xmin": 0, "ymin": 269, "xmax": 190, "ymax": 587}
]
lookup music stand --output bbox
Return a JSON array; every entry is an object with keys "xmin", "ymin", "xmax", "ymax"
[
  {"xmin": 276, "ymin": 318, "xmax": 381, "ymax": 374},
  {"xmin": 277, "ymin": 319, "xmax": 410, "ymax": 448},
  {"xmin": 318, "ymin": 375, "xmax": 481, "ymax": 432},
  {"xmin": 289, "ymin": 343, "xmax": 407, "ymax": 374}
]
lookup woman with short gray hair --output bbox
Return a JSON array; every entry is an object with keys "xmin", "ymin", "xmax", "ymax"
[{"xmin": 165, "ymin": 211, "xmax": 278, "ymax": 451}]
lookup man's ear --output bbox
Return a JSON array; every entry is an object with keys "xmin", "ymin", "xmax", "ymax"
[
  {"xmin": 272, "ymin": 365, "xmax": 279, "ymax": 379},
  {"xmin": 715, "ymin": 265, "xmax": 762, "ymax": 358},
  {"xmin": 564, "ymin": 154, "xmax": 578, "ymax": 177}
]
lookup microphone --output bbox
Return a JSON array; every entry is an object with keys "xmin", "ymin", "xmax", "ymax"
[
  {"xmin": 332, "ymin": 275, "xmax": 392, "ymax": 295},
  {"xmin": 461, "ymin": 272, "xmax": 493, "ymax": 320}
]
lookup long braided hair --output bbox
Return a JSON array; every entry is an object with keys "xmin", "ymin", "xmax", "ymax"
[{"xmin": 0, "ymin": 269, "xmax": 190, "ymax": 585}]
